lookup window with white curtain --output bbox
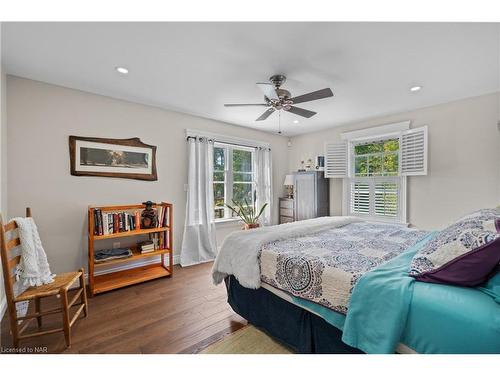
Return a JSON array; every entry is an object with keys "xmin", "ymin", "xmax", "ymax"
[{"xmin": 213, "ymin": 143, "xmax": 255, "ymax": 220}]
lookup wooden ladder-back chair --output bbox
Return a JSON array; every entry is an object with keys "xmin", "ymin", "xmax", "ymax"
[{"xmin": 0, "ymin": 207, "xmax": 88, "ymax": 349}]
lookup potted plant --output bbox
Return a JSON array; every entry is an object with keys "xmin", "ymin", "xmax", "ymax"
[{"xmin": 226, "ymin": 198, "xmax": 268, "ymax": 230}]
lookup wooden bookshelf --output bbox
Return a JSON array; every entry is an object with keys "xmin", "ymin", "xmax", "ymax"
[
  {"xmin": 92, "ymin": 264, "xmax": 171, "ymax": 295},
  {"xmin": 88, "ymin": 202, "xmax": 173, "ymax": 296}
]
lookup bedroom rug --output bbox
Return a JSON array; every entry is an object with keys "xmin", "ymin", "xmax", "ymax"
[{"xmin": 200, "ymin": 325, "xmax": 294, "ymax": 354}]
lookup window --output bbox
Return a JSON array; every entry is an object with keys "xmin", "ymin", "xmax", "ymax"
[
  {"xmin": 353, "ymin": 139, "xmax": 399, "ymax": 177},
  {"xmin": 213, "ymin": 146, "xmax": 226, "ymax": 219},
  {"xmin": 213, "ymin": 143, "xmax": 255, "ymax": 220},
  {"xmin": 325, "ymin": 122, "xmax": 427, "ymax": 225},
  {"xmin": 347, "ymin": 137, "xmax": 405, "ymax": 223}
]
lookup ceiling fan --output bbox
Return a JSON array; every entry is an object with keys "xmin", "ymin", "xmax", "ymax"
[{"xmin": 224, "ymin": 74, "xmax": 334, "ymax": 121}]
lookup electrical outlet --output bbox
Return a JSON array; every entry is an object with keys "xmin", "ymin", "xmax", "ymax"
[{"xmin": 113, "ymin": 242, "xmax": 121, "ymax": 249}]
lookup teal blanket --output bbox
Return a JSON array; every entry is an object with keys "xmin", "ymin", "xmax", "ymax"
[
  {"xmin": 341, "ymin": 232, "xmax": 437, "ymax": 353},
  {"xmin": 290, "ymin": 232, "xmax": 436, "ymax": 352},
  {"xmin": 291, "ymin": 231, "xmax": 500, "ymax": 353},
  {"xmin": 400, "ymin": 274, "xmax": 500, "ymax": 353}
]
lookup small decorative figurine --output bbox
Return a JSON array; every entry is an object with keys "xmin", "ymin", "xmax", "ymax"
[{"xmin": 141, "ymin": 200, "xmax": 158, "ymax": 228}]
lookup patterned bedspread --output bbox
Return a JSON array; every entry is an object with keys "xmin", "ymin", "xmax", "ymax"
[{"xmin": 260, "ymin": 222, "xmax": 428, "ymax": 314}]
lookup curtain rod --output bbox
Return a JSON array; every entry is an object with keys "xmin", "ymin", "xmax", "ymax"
[{"xmin": 186, "ymin": 136, "xmax": 271, "ymax": 150}]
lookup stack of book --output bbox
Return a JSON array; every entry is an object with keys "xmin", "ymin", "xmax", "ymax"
[
  {"xmin": 93, "ymin": 209, "xmax": 141, "ymax": 236},
  {"xmin": 138, "ymin": 240, "xmax": 155, "ymax": 254}
]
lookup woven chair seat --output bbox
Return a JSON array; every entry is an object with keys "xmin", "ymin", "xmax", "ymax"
[{"xmin": 15, "ymin": 271, "xmax": 81, "ymax": 302}]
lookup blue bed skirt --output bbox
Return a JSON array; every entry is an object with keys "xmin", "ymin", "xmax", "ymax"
[{"xmin": 225, "ymin": 276, "xmax": 363, "ymax": 354}]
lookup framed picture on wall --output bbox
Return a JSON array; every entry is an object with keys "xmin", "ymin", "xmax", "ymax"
[{"xmin": 69, "ymin": 136, "xmax": 157, "ymax": 181}]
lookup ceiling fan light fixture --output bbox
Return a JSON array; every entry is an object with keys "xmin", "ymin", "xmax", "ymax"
[
  {"xmin": 293, "ymin": 120, "xmax": 299, "ymax": 124},
  {"xmin": 410, "ymin": 85, "xmax": 422, "ymax": 92},
  {"xmin": 115, "ymin": 66, "xmax": 129, "ymax": 75},
  {"xmin": 224, "ymin": 74, "xmax": 333, "ymax": 122}
]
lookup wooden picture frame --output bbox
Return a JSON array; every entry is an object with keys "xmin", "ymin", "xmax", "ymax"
[{"xmin": 69, "ymin": 136, "xmax": 158, "ymax": 181}]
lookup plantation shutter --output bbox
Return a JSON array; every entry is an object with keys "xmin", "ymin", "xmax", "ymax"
[
  {"xmin": 324, "ymin": 142, "xmax": 347, "ymax": 178},
  {"xmin": 350, "ymin": 181, "xmax": 370, "ymax": 214},
  {"xmin": 374, "ymin": 181, "xmax": 399, "ymax": 218},
  {"xmin": 400, "ymin": 126, "xmax": 428, "ymax": 176}
]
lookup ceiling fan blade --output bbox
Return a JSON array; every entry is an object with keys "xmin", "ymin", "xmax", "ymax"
[
  {"xmin": 287, "ymin": 106, "xmax": 317, "ymax": 118},
  {"xmin": 255, "ymin": 108, "xmax": 275, "ymax": 121},
  {"xmin": 224, "ymin": 103, "xmax": 268, "ymax": 107},
  {"xmin": 290, "ymin": 88, "xmax": 333, "ymax": 104},
  {"xmin": 256, "ymin": 83, "xmax": 279, "ymax": 101}
]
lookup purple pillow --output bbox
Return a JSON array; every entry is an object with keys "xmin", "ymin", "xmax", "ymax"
[{"xmin": 409, "ymin": 209, "xmax": 500, "ymax": 286}]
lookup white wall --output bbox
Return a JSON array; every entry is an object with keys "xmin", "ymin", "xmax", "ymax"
[
  {"xmin": 289, "ymin": 93, "xmax": 500, "ymax": 230},
  {"xmin": 0, "ymin": 24, "xmax": 6, "ymax": 216},
  {"xmin": 6, "ymin": 76, "xmax": 289, "ymax": 274},
  {"xmin": 0, "ymin": 22, "xmax": 7, "ymax": 319}
]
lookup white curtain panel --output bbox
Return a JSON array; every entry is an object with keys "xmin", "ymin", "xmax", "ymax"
[
  {"xmin": 180, "ymin": 137, "xmax": 218, "ymax": 267},
  {"xmin": 254, "ymin": 147, "xmax": 273, "ymax": 226}
]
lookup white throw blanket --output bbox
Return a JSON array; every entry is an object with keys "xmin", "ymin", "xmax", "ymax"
[
  {"xmin": 212, "ymin": 216, "xmax": 362, "ymax": 289},
  {"xmin": 13, "ymin": 217, "xmax": 55, "ymax": 288}
]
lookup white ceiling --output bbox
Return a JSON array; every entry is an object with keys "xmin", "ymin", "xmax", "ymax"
[{"xmin": 2, "ymin": 22, "xmax": 499, "ymax": 136}]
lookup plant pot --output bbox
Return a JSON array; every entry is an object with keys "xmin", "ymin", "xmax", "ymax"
[{"xmin": 243, "ymin": 223, "xmax": 260, "ymax": 230}]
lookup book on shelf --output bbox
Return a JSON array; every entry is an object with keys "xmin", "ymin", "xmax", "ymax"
[
  {"xmin": 92, "ymin": 204, "xmax": 169, "ymax": 236},
  {"xmin": 94, "ymin": 208, "xmax": 103, "ymax": 235},
  {"xmin": 155, "ymin": 205, "xmax": 169, "ymax": 229},
  {"xmin": 138, "ymin": 240, "xmax": 155, "ymax": 254},
  {"xmin": 135, "ymin": 211, "xmax": 141, "ymax": 229},
  {"xmin": 158, "ymin": 206, "xmax": 165, "ymax": 228},
  {"xmin": 148, "ymin": 232, "xmax": 169, "ymax": 250},
  {"xmin": 159, "ymin": 205, "xmax": 170, "ymax": 228}
]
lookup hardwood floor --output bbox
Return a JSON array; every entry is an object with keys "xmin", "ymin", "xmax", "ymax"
[{"xmin": 0, "ymin": 262, "xmax": 247, "ymax": 354}]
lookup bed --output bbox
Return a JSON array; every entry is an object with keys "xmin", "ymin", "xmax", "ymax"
[{"xmin": 212, "ymin": 217, "xmax": 500, "ymax": 354}]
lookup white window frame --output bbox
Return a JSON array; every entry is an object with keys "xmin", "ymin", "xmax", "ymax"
[
  {"xmin": 213, "ymin": 142, "xmax": 256, "ymax": 222},
  {"xmin": 343, "ymin": 135, "xmax": 408, "ymax": 225}
]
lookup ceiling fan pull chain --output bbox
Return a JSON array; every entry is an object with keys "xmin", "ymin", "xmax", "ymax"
[{"xmin": 278, "ymin": 110, "xmax": 282, "ymax": 135}]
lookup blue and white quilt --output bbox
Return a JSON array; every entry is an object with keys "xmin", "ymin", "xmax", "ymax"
[{"xmin": 260, "ymin": 222, "xmax": 429, "ymax": 314}]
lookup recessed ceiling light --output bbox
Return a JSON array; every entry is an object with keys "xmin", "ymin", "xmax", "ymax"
[
  {"xmin": 115, "ymin": 66, "xmax": 129, "ymax": 75},
  {"xmin": 293, "ymin": 120, "xmax": 299, "ymax": 124},
  {"xmin": 410, "ymin": 85, "xmax": 422, "ymax": 92}
]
